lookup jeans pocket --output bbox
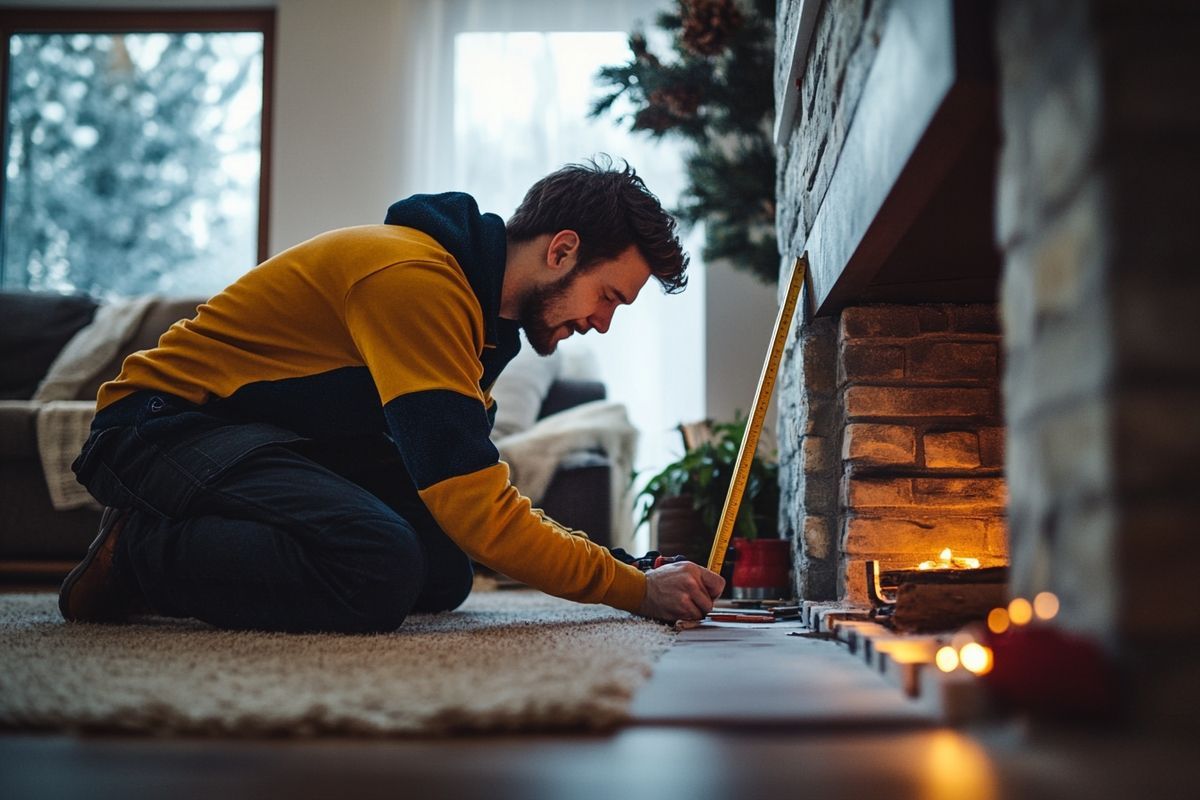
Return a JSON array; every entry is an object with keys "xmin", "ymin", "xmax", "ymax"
[
  {"xmin": 71, "ymin": 426, "xmax": 120, "ymax": 485},
  {"xmin": 135, "ymin": 421, "xmax": 306, "ymax": 518}
]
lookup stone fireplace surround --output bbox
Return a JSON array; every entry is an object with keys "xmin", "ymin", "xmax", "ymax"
[
  {"xmin": 780, "ymin": 302, "xmax": 1008, "ymax": 605},
  {"xmin": 775, "ymin": 0, "xmax": 1200, "ymax": 727}
]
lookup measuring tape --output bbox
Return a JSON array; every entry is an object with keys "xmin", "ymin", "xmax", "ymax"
[{"xmin": 706, "ymin": 253, "xmax": 808, "ymax": 574}]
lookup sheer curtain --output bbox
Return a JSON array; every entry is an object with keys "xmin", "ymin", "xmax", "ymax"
[{"xmin": 401, "ymin": 0, "xmax": 706, "ymax": 549}]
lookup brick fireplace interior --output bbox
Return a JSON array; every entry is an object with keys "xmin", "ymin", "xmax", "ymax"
[{"xmin": 775, "ymin": 0, "xmax": 1199, "ymax": 728}]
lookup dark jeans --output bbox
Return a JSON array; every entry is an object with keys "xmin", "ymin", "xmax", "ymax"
[{"xmin": 73, "ymin": 392, "xmax": 473, "ymax": 634}]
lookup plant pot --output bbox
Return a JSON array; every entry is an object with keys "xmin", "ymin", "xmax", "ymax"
[
  {"xmin": 651, "ymin": 494, "xmax": 711, "ymax": 566},
  {"xmin": 650, "ymin": 494, "xmax": 735, "ymax": 598},
  {"xmin": 730, "ymin": 537, "xmax": 791, "ymax": 600}
]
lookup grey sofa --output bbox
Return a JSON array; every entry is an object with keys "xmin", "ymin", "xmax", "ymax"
[{"xmin": 0, "ymin": 291, "xmax": 612, "ymax": 582}]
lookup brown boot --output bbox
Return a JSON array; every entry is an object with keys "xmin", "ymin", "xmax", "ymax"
[{"xmin": 59, "ymin": 507, "xmax": 137, "ymax": 622}]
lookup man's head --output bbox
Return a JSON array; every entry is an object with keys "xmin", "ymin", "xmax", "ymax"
[{"xmin": 506, "ymin": 157, "xmax": 689, "ymax": 355}]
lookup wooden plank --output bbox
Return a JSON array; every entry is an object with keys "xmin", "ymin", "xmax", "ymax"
[{"xmin": 891, "ymin": 583, "xmax": 1008, "ymax": 633}]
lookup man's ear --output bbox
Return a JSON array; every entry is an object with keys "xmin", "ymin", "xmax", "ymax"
[{"xmin": 546, "ymin": 230, "xmax": 580, "ymax": 273}]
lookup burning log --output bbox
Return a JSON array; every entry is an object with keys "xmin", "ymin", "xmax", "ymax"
[{"xmin": 867, "ymin": 560, "xmax": 1009, "ymax": 633}]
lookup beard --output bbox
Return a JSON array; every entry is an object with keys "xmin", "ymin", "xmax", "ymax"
[{"xmin": 518, "ymin": 271, "xmax": 579, "ymax": 356}]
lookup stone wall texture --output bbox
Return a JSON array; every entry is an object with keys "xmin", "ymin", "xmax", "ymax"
[
  {"xmin": 837, "ymin": 305, "xmax": 1007, "ymax": 602},
  {"xmin": 997, "ymin": 0, "xmax": 1200, "ymax": 728},
  {"xmin": 777, "ymin": 314, "xmax": 839, "ymax": 600},
  {"xmin": 775, "ymin": 0, "xmax": 892, "ymax": 602},
  {"xmin": 775, "ymin": 0, "xmax": 890, "ymax": 257}
]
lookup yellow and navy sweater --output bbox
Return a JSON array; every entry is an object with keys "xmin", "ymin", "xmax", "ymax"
[{"xmin": 94, "ymin": 193, "xmax": 647, "ymax": 613}]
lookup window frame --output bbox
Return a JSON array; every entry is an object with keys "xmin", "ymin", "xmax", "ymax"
[{"xmin": 0, "ymin": 8, "xmax": 276, "ymax": 286}]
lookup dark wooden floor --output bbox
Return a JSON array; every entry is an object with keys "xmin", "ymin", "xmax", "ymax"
[
  {"xmin": 3, "ymin": 725, "xmax": 1195, "ymax": 800},
  {"xmin": 2, "ymin": 591, "xmax": 1196, "ymax": 799}
]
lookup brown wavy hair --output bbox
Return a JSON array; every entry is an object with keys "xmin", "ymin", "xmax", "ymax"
[{"xmin": 506, "ymin": 156, "xmax": 689, "ymax": 293}]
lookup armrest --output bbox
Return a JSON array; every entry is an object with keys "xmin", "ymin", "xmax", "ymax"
[
  {"xmin": 537, "ymin": 379, "xmax": 606, "ymax": 419},
  {"xmin": 537, "ymin": 451, "xmax": 612, "ymax": 549},
  {"xmin": 0, "ymin": 401, "xmax": 39, "ymax": 459}
]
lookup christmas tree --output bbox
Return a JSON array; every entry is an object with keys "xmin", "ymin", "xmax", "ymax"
[{"xmin": 592, "ymin": 0, "xmax": 777, "ymax": 284}]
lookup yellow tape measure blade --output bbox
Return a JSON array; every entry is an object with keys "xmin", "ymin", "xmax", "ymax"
[{"xmin": 706, "ymin": 254, "xmax": 807, "ymax": 574}]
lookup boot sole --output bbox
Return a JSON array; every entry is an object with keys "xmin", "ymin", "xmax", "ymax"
[{"xmin": 58, "ymin": 507, "xmax": 124, "ymax": 622}]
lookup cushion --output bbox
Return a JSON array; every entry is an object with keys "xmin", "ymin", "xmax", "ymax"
[
  {"xmin": 489, "ymin": 344, "xmax": 562, "ymax": 439},
  {"xmin": 75, "ymin": 297, "xmax": 202, "ymax": 402},
  {"xmin": 0, "ymin": 292, "xmax": 98, "ymax": 399}
]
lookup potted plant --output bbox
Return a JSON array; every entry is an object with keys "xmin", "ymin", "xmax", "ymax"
[
  {"xmin": 635, "ymin": 417, "xmax": 790, "ymax": 599},
  {"xmin": 590, "ymin": 0, "xmax": 778, "ymax": 285}
]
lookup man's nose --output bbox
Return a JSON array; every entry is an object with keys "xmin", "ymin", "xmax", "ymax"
[{"xmin": 589, "ymin": 311, "xmax": 612, "ymax": 334}]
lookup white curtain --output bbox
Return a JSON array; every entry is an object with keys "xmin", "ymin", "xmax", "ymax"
[{"xmin": 400, "ymin": 0, "xmax": 707, "ymax": 549}]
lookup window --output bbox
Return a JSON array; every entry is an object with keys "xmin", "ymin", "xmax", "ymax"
[
  {"xmin": 451, "ymin": 27, "xmax": 706, "ymax": 533},
  {"xmin": 0, "ymin": 10, "xmax": 273, "ymax": 298}
]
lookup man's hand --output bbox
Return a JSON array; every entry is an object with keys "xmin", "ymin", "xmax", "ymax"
[{"xmin": 638, "ymin": 560, "xmax": 726, "ymax": 622}]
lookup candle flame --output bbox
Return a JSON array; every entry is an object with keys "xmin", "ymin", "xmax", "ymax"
[{"xmin": 959, "ymin": 643, "xmax": 994, "ymax": 676}]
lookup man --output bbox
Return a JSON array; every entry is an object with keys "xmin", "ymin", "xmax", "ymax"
[{"xmin": 59, "ymin": 159, "xmax": 725, "ymax": 633}]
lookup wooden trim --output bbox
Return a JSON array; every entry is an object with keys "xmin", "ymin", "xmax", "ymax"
[
  {"xmin": 0, "ymin": 9, "xmax": 274, "ymax": 34},
  {"xmin": 0, "ymin": 8, "xmax": 276, "ymax": 271},
  {"xmin": 0, "ymin": 21, "xmax": 10, "ymax": 287},
  {"xmin": 257, "ymin": 9, "xmax": 275, "ymax": 263},
  {"xmin": 773, "ymin": 0, "xmax": 822, "ymax": 148},
  {"xmin": 799, "ymin": 0, "xmax": 996, "ymax": 315},
  {"xmin": 0, "ymin": 560, "xmax": 76, "ymax": 577}
]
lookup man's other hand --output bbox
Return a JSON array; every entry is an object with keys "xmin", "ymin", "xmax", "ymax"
[{"xmin": 638, "ymin": 561, "xmax": 725, "ymax": 622}]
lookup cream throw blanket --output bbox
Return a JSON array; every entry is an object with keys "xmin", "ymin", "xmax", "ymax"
[
  {"xmin": 33, "ymin": 297, "xmax": 159, "ymax": 511},
  {"xmin": 494, "ymin": 400, "xmax": 639, "ymax": 551}
]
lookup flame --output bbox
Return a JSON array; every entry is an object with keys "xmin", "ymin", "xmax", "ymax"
[
  {"xmin": 959, "ymin": 643, "xmax": 994, "ymax": 676},
  {"xmin": 917, "ymin": 548, "xmax": 982, "ymax": 571}
]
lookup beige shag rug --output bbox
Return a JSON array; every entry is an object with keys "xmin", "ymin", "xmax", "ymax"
[{"xmin": 0, "ymin": 590, "xmax": 673, "ymax": 736}]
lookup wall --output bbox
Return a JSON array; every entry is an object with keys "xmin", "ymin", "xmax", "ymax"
[
  {"xmin": 996, "ymin": 0, "xmax": 1200, "ymax": 728},
  {"xmin": 705, "ymin": 258, "xmax": 780, "ymax": 425},
  {"xmin": 774, "ymin": 0, "xmax": 891, "ymax": 598},
  {"xmin": 268, "ymin": 0, "xmax": 424, "ymax": 253}
]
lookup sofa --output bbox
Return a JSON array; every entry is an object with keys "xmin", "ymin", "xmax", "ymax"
[{"xmin": 0, "ymin": 291, "xmax": 625, "ymax": 582}]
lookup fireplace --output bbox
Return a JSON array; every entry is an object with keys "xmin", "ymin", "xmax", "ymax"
[
  {"xmin": 782, "ymin": 302, "xmax": 1009, "ymax": 604},
  {"xmin": 775, "ymin": 0, "xmax": 1005, "ymax": 604},
  {"xmin": 775, "ymin": 0, "xmax": 1200, "ymax": 728}
]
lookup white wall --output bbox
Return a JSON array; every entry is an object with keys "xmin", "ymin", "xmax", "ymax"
[
  {"xmin": 705, "ymin": 258, "xmax": 782, "ymax": 425},
  {"xmin": 269, "ymin": 0, "xmax": 425, "ymax": 252}
]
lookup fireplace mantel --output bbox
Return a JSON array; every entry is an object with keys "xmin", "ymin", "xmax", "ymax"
[{"xmin": 779, "ymin": 0, "xmax": 997, "ymax": 315}]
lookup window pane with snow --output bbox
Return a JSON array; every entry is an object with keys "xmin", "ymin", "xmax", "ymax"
[{"xmin": 2, "ymin": 31, "xmax": 264, "ymax": 298}]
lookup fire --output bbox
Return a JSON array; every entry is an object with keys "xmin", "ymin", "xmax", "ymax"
[{"xmin": 917, "ymin": 547, "xmax": 981, "ymax": 571}]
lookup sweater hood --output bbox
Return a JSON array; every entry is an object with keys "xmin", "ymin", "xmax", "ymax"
[{"xmin": 384, "ymin": 192, "xmax": 509, "ymax": 346}]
